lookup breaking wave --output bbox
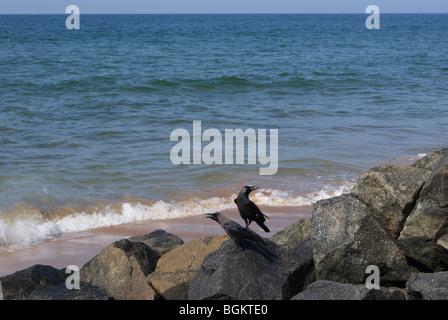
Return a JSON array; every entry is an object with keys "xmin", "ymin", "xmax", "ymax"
[{"xmin": 0, "ymin": 183, "xmax": 353, "ymax": 250}]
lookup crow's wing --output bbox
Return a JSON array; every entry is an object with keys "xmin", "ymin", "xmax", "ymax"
[
  {"xmin": 223, "ymin": 222, "xmax": 264, "ymax": 243},
  {"xmin": 246, "ymin": 200, "xmax": 269, "ymax": 221}
]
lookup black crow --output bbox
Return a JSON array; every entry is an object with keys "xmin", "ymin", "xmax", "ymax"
[
  {"xmin": 206, "ymin": 212, "xmax": 265, "ymax": 244},
  {"xmin": 234, "ymin": 186, "xmax": 270, "ymax": 232}
]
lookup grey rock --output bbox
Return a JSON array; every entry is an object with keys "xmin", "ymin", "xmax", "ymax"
[
  {"xmin": 270, "ymin": 219, "xmax": 312, "ymax": 249},
  {"xmin": 80, "ymin": 239, "xmax": 160, "ymax": 300},
  {"xmin": 437, "ymin": 234, "xmax": 448, "ymax": 250},
  {"xmin": 312, "ymin": 193, "xmax": 415, "ymax": 285},
  {"xmin": 148, "ymin": 235, "xmax": 228, "ymax": 300},
  {"xmin": 291, "ymin": 280, "xmax": 405, "ymax": 300},
  {"xmin": 189, "ymin": 239, "xmax": 315, "ymax": 300},
  {"xmin": 353, "ymin": 165, "xmax": 429, "ymax": 239},
  {"xmin": 0, "ymin": 264, "xmax": 67, "ymax": 300},
  {"xmin": 353, "ymin": 149, "xmax": 448, "ymax": 239},
  {"xmin": 399, "ymin": 153, "xmax": 448, "ymax": 271},
  {"xmin": 436, "ymin": 235, "xmax": 448, "ymax": 266},
  {"xmin": 406, "ymin": 272, "xmax": 448, "ymax": 300},
  {"xmin": 129, "ymin": 229, "xmax": 184, "ymax": 256},
  {"xmin": 411, "ymin": 148, "xmax": 448, "ymax": 171},
  {"xmin": 26, "ymin": 282, "xmax": 111, "ymax": 300}
]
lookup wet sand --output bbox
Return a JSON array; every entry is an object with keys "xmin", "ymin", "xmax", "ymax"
[{"xmin": 0, "ymin": 205, "xmax": 312, "ymax": 278}]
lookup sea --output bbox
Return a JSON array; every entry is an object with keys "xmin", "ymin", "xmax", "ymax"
[{"xmin": 0, "ymin": 14, "xmax": 447, "ymax": 250}]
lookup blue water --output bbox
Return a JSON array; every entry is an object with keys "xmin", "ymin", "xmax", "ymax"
[{"xmin": 0, "ymin": 14, "xmax": 447, "ymax": 212}]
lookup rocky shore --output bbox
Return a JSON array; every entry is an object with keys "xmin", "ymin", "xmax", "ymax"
[{"xmin": 1, "ymin": 149, "xmax": 448, "ymax": 300}]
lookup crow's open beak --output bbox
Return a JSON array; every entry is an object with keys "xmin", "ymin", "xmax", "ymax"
[
  {"xmin": 250, "ymin": 186, "xmax": 259, "ymax": 191},
  {"xmin": 205, "ymin": 213, "xmax": 218, "ymax": 221}
]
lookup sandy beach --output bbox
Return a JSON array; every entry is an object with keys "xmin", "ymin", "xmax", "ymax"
[{"xmin": 0, "ymin": 205, "xmax": 312, "ymax": 277}]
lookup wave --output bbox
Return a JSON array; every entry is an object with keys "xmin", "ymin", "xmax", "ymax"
[
  {"xmin": 0, "ymin": 183, "xmax": 354, "ymax": 251},
  {"xmin": 120, "ymin": 75, "xmax": 327, "ymax": 94},
  {"xmin": 0, "ymin": 151, "xmax": 428, "ymax": 251}
]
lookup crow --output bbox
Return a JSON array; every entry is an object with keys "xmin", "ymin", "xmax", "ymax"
[
  {"xmin": 234, "ymin": 186, "xmax": 270, "ymax": 232},
  {"xmin": 206, "ymin": 212, "xmax": 265, "ymax": 244}
]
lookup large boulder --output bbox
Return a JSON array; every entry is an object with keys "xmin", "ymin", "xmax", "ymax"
[
  {"xmin": 26, "ymin": 282, "xmax": 111, "ymax": 300},
  {"xmin": 353, "ymin": 165, "xmax": 428, "ymax": 239},
  {"xmin": 291, "ymin": 280, "xmax": 405, "ymax": 300},
  {"xmin": 406, "ymin": 272, "xmax": 448, "ymax": 300},
  {"xmin": 147, "ymin": 235, "xmax": 228, "ymax": 300},
  {"xmin": 0, "ymin": 264, "xmax": 67, "ymax": 300},
  {"xmin": 399, "ymin": 153, "xmax": 448, "ymax": 271},
  {"xmin": 189, "ymin": 239, "xmax": 315, "ymax": 300},
  {"xmin": 80, "ymin": 239, "xmax": 160, "ymax": 300},
  {"xmin": 270, "ymin": 219, "xmax": 312, "ymax": 249},
  {"xmin": 312, "ymin": 193, "xmax": 415, "ymax": 285},
  {"xmin": 354, "ymin": 149, "xmax": 448, "ymax": 239},
  {"xmin": 129, "ymin": 229, "xmax": 184, "ymax": 256}
]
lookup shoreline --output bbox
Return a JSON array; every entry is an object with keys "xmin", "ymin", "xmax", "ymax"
[
  {"xmin": 0, "ymin": 205, "xmax": 312, "ymax": 277},
  {"xmin": 2, "ymin": 149, "xmax": 447, "ymax": 300},
  {"xmin": 0, "ymin": 153, "xmax": 425, "ymax": 278}
]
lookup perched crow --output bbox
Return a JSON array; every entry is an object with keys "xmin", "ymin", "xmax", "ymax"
[
  {"xmin": 206, "ymin": 212, "xmax": 265, "ymax": 244},
  {"xmin": 234, "ymin": 186, "xmax": 270, "ymax": 232}
]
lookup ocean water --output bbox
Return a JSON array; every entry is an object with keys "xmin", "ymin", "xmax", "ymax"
[{"xmin": 0, "ymin": 14, "xmax": 447, "ymax": 249}]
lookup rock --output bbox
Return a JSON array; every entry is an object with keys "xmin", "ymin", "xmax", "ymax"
[
  {"xmin": 406, "ymin": 272, "xmax": 448, "ymax": 300},
  {"xmin": 399, "ymin": 153, "xmax": 448, "ymax": 271},
  {"xmin": 26, "ymin": 282, "xmax": 111, "ymax": 300},
  {"xmin": 291, "ymin": 280, "xmax": 405, "ymax": 300},
  {"xmin": 270, "ymin": 219, "xmax": 312, "ymax": 249},
  {"xmin": 80, "ymin": 239, "xmax": 160, "ymax": 300},
  {"xmin": 437, "ymin": 234, "xmax": 448, "ymax": 250},
  {"xmin": 353, "ymin": 165, "xmax": 429, "ymax": 239},
  {"xmin": 189, "ymin": 239, "xmax": 315, "ymax": 300},
  {"xmin": 129, "ymin": 229, "xmax": 184, "ymax": 256},
  {"xmin": 411, "ymin": 149, "xmax": 448, "ymax": 171},
  {"xmin": 312, "ymin": 193, "xmax": 415, "ymax": 285},
  {"xmin": 0, "ymin": 264, "xmax": 67, "ymax": 300},
  {"xmin": 353, "ymin": 150, "xmax": 448, "ymax": 239},
  {"xmin": 147, "ymin": 235, "xmax": 228, "ymax": 300},
  {"xmin": 436, "ymin": 235, "xmax": 448, "ymax": 265}
]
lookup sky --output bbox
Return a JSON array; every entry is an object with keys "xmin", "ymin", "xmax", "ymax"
[{"xmin": 1, "ymin": 0, "xmax": 448, "ymax": 14}]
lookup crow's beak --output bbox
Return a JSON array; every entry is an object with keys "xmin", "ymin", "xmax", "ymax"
[
  {"xmin": 205, "ymin": 213, "xmax": 217, "ymax": 221},
  {"xmin": 250, "ymin": 186, "xmax": 259, "ymax": 191}
]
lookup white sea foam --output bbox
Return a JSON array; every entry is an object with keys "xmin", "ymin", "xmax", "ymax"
[
  {"xmin": 0, "ymin": 215, "xmax": 61, "ymax": 249},
  {"xmin": 250, "ymin": 183, "xmax": 353, "ymax": 207},
  {"xmin": 0, "ymin": 183, "xmax": 354, "ymax": 250},
  {"xmin": 54, "ymin": 197, "xmax": 236, "ymax": 233}
]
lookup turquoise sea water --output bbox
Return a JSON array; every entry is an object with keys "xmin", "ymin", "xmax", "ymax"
[{"xmin": 0, "ymin": 14, "xmax": 447, "ymax": 248}]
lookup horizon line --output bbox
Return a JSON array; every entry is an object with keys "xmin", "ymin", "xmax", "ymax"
[{"xmin": 1, "ymin": 12, "xmax": 448, "ymax": 15}]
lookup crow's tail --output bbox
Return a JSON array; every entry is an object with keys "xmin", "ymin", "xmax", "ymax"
[{"xmin": 258, "ymin": 221, "xmax": 270, "ymax": 233}]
